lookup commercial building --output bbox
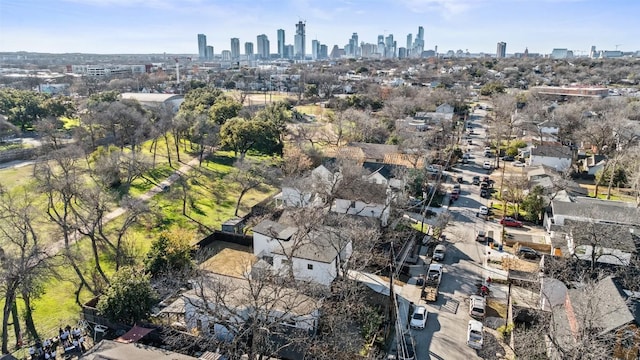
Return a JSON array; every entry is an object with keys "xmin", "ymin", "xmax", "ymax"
[
  {"xmin": 257, "ymin": 34, "xmax": 270, "ymax": 59},
  {"xmin": 244, "ymin": 42, "xmax": 254, "ymax": 60},
  {"xmin": 496, "ymin": 41, "xmax": 506, "ymax": 58},
  {"xmin": 294, "ymin": 21, "xmax": 306, "ymax": 60},
  {"xmin": 197, "ymin": 33, "xmax": 207, "ymax": 60},
  {"xmin": 277, "ymin": 29, "xmax": 285, "ymax": 58},
  {"xmin": 230, "ymin": 38, "xmax": 240, "ymax": 61}
]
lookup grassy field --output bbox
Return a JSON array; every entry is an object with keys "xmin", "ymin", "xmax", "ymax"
[
  {"xmin": 0, "ymin": 136, "xmax": 277, "ymax": 353},
  {"xmin": 294, "ymin": 104, "xmax": 333, "ymax": 119}
]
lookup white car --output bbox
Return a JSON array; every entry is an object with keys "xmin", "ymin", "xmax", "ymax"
[
  {"xmin": 482, "ymin": 161, "xmax": 492, "ymax": 170},
  {"xmin": 467, "ymin": 320, "xmax": 484, "ymax": 350},
  {"xmin": 469, "ymin": 295, "xmax": 486, "ymax": 319},
  {"xmin": 479, "ymin": 206, "xmax": 489, "ymax": 215},
  {"xmin": 433, "ymin": 244, "xmax": 446, "ymax": 261},
  {"xmin": 513, "ymin": 160, "xmax": 525, "ymax": 167},
  {"xmin": 410, "ymin": 306, "xmax": 428, "ymax": 330}
]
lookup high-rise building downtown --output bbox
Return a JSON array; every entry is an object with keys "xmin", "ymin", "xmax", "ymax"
[
  {"xmin": 284, "ymin": 45, "xmax": 294, "ymax": 59},
  {"xmin": 257, "ymin": 34, "xmax": 270, "ymax": 59},
  {"xmin": 245, "ymin": 42, "xmax": 254, "ymax": 59},
  {"xmin": 385, "ymin": 34, "xmax": 395, "ymax": 58},
  {"xmin": 311, "ymin": 39, "xmax": 320, "ymax": 60},
  {"xmin": 413, "ymin": 26, "xmax": 425, "ymax": 57},
  {"xmin": 496, "ymin": 41, "xmax": 507, "ymax": 58},
  {"xmin": 294, "ymin": 21, "xmax": 306, "ymax": 60},
  {"xmin": 406, "ymin": 34, "xmax": 412, "ymax": 57},
  {"xmin": 277, "ymin": 29, "xmax": 285, "ymax": 58},
  {"xmin": 348, "ymin": 33, "xmax": 359, "ymax": 57},
  {"xmin": 197, "ymin": 34, "xmax": 207, "ymax": 60},
  {"xmin": 206, "ymin": 46, "xmax": 214, "ymax": 60},
  {"xmin": 230, "ymin": 38, "xmax": 240, "ymax": 61}
]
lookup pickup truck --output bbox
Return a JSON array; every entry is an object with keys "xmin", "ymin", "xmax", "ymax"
[{"xmin": 422, "ymin": 264, "xmax": 443, "ymax": 302}]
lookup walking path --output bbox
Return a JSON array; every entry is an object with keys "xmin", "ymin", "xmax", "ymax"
[{"xmin": 45, "ymin": 157, "xmax": 200, "ymax": 256}]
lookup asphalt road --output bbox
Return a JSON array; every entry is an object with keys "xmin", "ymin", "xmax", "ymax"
[{"xmin": 399, "ymin": 109, "xmax": 509, "ymax": 360}]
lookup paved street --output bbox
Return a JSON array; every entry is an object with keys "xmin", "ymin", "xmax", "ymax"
[{"xmin": 392, "ymin": 109, "xmax": 512, "ymax": 360}]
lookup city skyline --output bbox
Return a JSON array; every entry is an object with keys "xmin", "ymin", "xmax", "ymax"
[{"xmin": 1, "ymin": 0, "xmax": 639, "ymax": 55}]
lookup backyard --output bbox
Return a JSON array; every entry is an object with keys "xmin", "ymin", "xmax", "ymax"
[{"xmin": 0, "ymin": 138, "xmax": 277, "ymax": 355}]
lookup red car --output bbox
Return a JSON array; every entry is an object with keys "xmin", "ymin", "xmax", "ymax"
[{"xmin": 500, "ymin": 217, "xmax": 523, "ymax": 227}]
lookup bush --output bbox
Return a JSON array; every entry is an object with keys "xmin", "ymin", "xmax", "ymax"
[{"xmin": 97, "ymin": 267, "xmax": 157, "ymax": 325}]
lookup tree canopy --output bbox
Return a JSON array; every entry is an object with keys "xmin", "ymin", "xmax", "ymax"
[
  {"xmin": 144, "ymin": 227, "xmax": 195, "ymax": 276},
  {"xmin": 0, "ymin": 89, "xmax": 75, "ymax": 131},
  {"xmin": 97, "ymin": 267, "xmax": 156, "ymax": 325}
]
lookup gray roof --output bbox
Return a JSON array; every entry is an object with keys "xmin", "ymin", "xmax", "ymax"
[
  {"xmin": 347, "ymin": 142, "xmax": 399, "ymax": 161},
  {"xmin": 252, "ymin": 220, "xmax": 297, "ymax": 240},
  {"xmin": 530, "ymin": 145, "xmax": 572, "ymax": 159},
  {"xmin": 81, "ymin": 340, "xmax": 197, "ymax": 360},
  {"xmin": 565, "ymin": 219, "xmax": 638, "ymax": 253},
  {"xmin": 552, "ymin": 198, "xmax": 640, "ymax": 226},
  {"xmin": 567, "ymin": 276, "xmax": 636, "ymax": 335},
  {"xmin": 272, "ymin": 227, "xmax": 344, "ymax": 263}
]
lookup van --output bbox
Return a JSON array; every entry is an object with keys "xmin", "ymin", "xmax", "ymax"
[
  {"xmin": 476, "ymin": 230, "xmax": 486, "ymax": 242},
  {"xmin": 469, "ymin": 295, "xmax": 486, "ymax": 319}
]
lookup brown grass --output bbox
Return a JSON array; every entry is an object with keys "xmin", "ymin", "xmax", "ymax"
[
  {"xmin": 487, "ymin": 298, "xmax": 507, "ymax": 318},
  {"xmin": 198, "ymin": 242, "xmax": 256, "ymax": 278}
]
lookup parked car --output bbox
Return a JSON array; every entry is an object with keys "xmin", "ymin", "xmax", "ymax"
[
  {"xmin": 480, "ymin": 182, "xmax": 489, "ymax": 190},
  {"xmin": 472, "ymin": 176, "xmax": 480, "ymax": 185},
  {"xmin": 433, "ymin": 244, "xmax": 446, "ymax": 261},
  {"xmin": 467, "ymin": 139, "xmax": 473, "ymax": 145},
  {"xmin": 518, "ymin": 246, "xmax": 540, "ymax": 259},
  {"xmin": 513, "ymin": 160, "xmax": 525, "ymax": 167},
  {"xmin": 469, "ymin": 295, "xmax": 486, "ymax": 319},
  {"xmin": 399, "ymin": 332, "xmax": 416, "ymax": 360},
  {"xmin": 500, "ymin": 217, "xmax": 523, "ymax": 227},
  {"xmin": 501, "ymin": 155, "xmax": 515, "ymax": 162},
  {"xmin": 476, "ymin": 230, "xmax": 487, "ymax": 243},
  {"xmin": 482, "ymin": 161, "xmax": 492, "ymax": 170},
  {"xmin": 410, "ymin": 306, "xmax": 428, "ymax": 330},
  {"xmin": 479, "ymin": 206, "xmax": 489, "ymax": 215},
  {"xmin": 457, "ymin": 176, "xmax": 464, "ymax": 183},
  {"xmin": 484, "ymin": 147, "xmax": 491, "ymax": 152},
  {"xmin": 480, "ymin": 188, "xmax": 489, "ymax": 198},
  {"xmin": 462, "ymin": 153, "xmax": 470, "ymax": 160},
  {"xmin": 467, "ymin": 320, "xmax": 484, "ymax": 350}
]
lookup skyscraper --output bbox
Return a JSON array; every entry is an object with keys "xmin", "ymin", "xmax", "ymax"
[
  {"xmin": 294, "ymin": 21, "xmax": 306, "ymax": 60},
  {"xmin": 197, "ymin": 34, "xmax": 207, "ymax": 60},
  {"xmin": 406, "ymin": 34, "xmax": 412, "ymax": 57},
  {"xmin": 413, "ymin": 26, "xmax": 425, "ymax": 56},
  {"xmin": 348, "ymin": 33, "xmax": 359, "ymax": 57},
  {"xmin": 257, "ymin": 34, "xmax": 270, "ymax": 59},
  {"xmin": 230, "ymin": 38, "xmax": 240, "ymax": 61},
  {"xmin": 277, "ymin": 29, "xmax": 285, "ymax": 58},
  {"xmin": 385, "ymin": 34, "xmax": 395, "ymax": 58},
  {"xmin": 206, "ymin": 46, "xmax": 214, "ymax": 60},
  {"xmin": 496, "ymin": 41, "xmax": 507, "ymax": 58},
  {"xmin": 245, "ymin": 42, "xmax": 254, "ymax": 60},
  {"xmin": 311, "ymin": 39, "xmax": 319, "ymax": 60}
]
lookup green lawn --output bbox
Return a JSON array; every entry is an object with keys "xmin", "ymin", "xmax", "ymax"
[
  {"xmin": 0, "ymin": 163, "xmax": 36, "ymax": 192},
  {"xmin": 1, "ymin": 149, "xmax": 278, "ymax": 352}
]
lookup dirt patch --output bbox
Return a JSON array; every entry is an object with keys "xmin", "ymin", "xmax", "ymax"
[
  {"xmin": 486, "ymin": 298, "xmax": 507, "ymax": 319},
  {"xmin": 501, "ymin": 257, "xmax": 539, "ymax": 272},
  {"xmin": 198, "ymin": 241, "xmax": 256, "ymax": 278}
]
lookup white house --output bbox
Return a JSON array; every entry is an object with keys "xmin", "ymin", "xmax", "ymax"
[
  {"xmin": 527, "ymin": 145, "xmax": 572, "ymax": 172},
  {"xmin": 160, "ymin": 272, "xmax": 321, "ymax": 334},
  {"xmin": 536, "ymin": 119, "xmax": 561, "ymax": 143},
  {"xmin": 280, "ymin": 164, "xmax": 393, "ymax": 226},
  {"xmin": 435, "ymin": 103, "xmax": 454, "ymax": 114},
  {"xmin": 565, "ymin": 220, "xmax": 637, "ymax": 266},
  {"xmin": 252, "ymin": 220, "xmax": 353, "ymax": 287}
]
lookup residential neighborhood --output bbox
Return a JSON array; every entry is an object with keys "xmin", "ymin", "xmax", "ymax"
[{"xmin": 2, "ymin": 25, "xmax": 640, "ymax": 360}]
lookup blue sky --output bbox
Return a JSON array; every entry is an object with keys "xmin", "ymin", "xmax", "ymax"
[{"xmin": 0, "ymin": 0, "xmax": 638, "ymax": 55}]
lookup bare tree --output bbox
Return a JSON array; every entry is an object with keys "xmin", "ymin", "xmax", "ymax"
[
  {"xmin": 0, "ymin": 188, "xmax": 53, "ymax": 352},
  {"xmin": 226, "ymin": 160, "xmax": 281, "ymax": 217},
  {"xmin": 34, "ymin": 147, "xmax": 96, "ymax": 302}
]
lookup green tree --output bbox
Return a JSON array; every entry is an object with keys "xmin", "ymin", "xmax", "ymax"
[
  {"xmin": 219, "ymin": 117, "xmax": 280, "ymax": 160},
  {"xmin": 209, "ymin": 97, "xmax": 242, "ymax": 125},
  {"xmin": 144, "ymin": 227, "xmax": 195, "ymax": 276},
  {"xmin": 521, "ymin": 185, "xmax": 546, "ymax": 223},
  {"xmin": 480, "ymin": 82, "xmax": 506, "ymax": 96},
  {"xmin": 97, "ymin": 267, "xmax": 156, "ymax": 325}
]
